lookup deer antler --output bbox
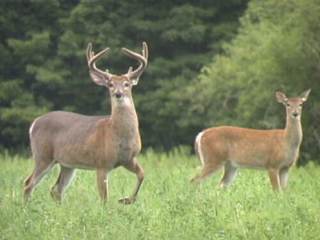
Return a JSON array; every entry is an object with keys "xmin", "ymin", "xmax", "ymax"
[
  {"xmin": 86, "ymin": 43, "xmax": 113, "ymax": 81},
  {"xmin": 122, "ymin": 42, "xmax": 148, "ymax": 84}
]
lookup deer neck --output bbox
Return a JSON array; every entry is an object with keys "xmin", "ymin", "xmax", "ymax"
[
  {"xmin": 284, "ymin": 115, "xmax": 303, "ymax": 147},
  {"xmin": 110, "ymin": 96, "xmax": 139, "ymax": 138}
]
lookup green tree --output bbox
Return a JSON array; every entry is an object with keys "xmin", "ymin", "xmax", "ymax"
[
  {"xmin": 0, "ymin": 0, "xmax": 78, "ymax": 149},
  {"xmin": 0, "ymin": 0, "xmax": 248, "ymax": 151}
]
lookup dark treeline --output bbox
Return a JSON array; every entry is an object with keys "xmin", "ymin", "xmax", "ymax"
[
  {"xmin": 0, "ymin": 0, "xmax": 248, "ymax": 149},
  {"xmin": 0, "ymin": 0, "xmax": 319, "ymax": 163}
]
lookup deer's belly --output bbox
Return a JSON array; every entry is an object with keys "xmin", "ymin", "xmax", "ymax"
[
  {"xmin": 228, "ymin": 149, "xmax": 270, "ymax": 168},
  {"xmin": 55, "ymin": 144, "xmax": 102, "ymax": 169},
  {"xmin": 230, "ymin": 160, "xmax": 266, "ymax": 169}
]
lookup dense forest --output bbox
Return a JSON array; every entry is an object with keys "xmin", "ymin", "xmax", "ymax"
[{"xmin": 0, "ymin": 0, "xmax": 319, "ymax": 163}]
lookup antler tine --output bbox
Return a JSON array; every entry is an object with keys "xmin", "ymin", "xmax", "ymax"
[
  {"xmin": 142, "ymin": 41, "xmax": 148, "ymax": 59},
  {"xmin": 86, "ymin": 42, "xmax": 93, "ymax": 62},
  {"xmin": 122, "ymin": 42, "xmax": 148, "ymax": 82},
  {"xmin": 89, "ymin": 47, "xmax": 110, "ymax": 66},
  {"xmin": 127, "ymin": 66, "xmax": 133, "ymax": 75},
  {"xmin": 121, "ymin": 48, "xmax": 147, "ymax": 65},
  {"xmin": 86, "ymin": 43, "xmax": 111, "ymax": 79}
]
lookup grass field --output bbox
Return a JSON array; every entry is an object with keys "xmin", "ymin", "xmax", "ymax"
[{"xmin": 0, "ymin": 148, "xmax": 320, "ymax": 240}]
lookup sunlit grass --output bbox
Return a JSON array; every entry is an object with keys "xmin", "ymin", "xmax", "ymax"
[{"xmin": 0, "ymin": 148, "xmax": 319, "ymax": 239}]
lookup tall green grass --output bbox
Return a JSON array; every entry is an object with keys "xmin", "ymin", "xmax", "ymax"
[{"xmin": 1, "ymin": 148, "xmax": 319, "ymax": 240}]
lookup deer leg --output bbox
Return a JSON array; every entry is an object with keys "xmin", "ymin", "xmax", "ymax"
[
  {"xmin": 119, "ymin": 158, "xmax": 144, "ymax": 205},
  {"xmin": 219, "ymin": 163, "xmax": 238, "ymax": 188},
  {"xmin": 24, "ymin": 161, "xmax": 55, "ymax": 202},
  {"xmin": 191, "ymin": 161, "xmax": 223, "ymax": 184},
  {"xmin": 96, "ymin": 168, "xmax": 108, "ymax": 203},
  {"xmin": 268, "ymin": 168, "xmax": 281, "ymax": 191},
  {"xmin": 279, "ymin": 167, "xmax": 290, "ymax": 190},
  {"xmin": 50, "ymin": 166, "xmax": 75, "ymax": 202}
]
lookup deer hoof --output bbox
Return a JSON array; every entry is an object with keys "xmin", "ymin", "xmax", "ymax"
[{"xmin": 118, "ymin": 197, "xmax": 136, "ymax": 205}]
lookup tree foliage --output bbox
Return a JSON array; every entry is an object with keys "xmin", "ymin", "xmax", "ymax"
[
  {"xmin": 0, "ymin": 0, "xmax": 78, "ymax": 149},
  {"xmin": 0, "ymin": 0, "xmax": 247, "ymax": 150}
]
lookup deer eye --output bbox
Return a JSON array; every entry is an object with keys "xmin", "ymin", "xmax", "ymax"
[
  {"xmin": 107, "ymin": 82, "xmax": 114, "ymax": 88},
  {"xmin": 123, "ymin": 81, "xmax": 130, "ymax": 87},
  {"xmin": 286, "ymin": 103, "xmax": 290, "ymax": 107}
]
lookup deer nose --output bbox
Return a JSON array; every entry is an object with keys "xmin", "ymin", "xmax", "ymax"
[
  {"xmin": 115, "ymin": 91, "xmax": 123, "ymax": 99},
  {"xmin": 292, "ymin": 112, "xmax": 298, "ymax": 117}
]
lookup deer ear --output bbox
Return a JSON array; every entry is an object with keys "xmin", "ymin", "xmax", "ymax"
[
  {"xmin": 275, "ymin": 91, "xmax": 288, "ymax": 104},
  {"xmin": 89, "ymin": 71, "xmax": 107, "ymax": 86},
  {"xmin": 300, "ymin": 89, "xmax": 311, "ymax": 102}
]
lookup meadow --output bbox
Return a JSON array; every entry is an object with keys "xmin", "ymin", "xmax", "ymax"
[{"xmin": 0, "ymin": 148, "xmax": 319, "ymax": 240}]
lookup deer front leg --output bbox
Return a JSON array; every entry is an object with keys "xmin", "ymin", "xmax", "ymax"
[
  {"xmin": 96, "ymin": 168, "xmax": 108, "ymax": 203},
  {"xmin": 119, "ymin": 158, "xmax": 144, "ymax": 205},
  {"xmin": 268, "ymin": 168, "xmax": 281, "ymax": 191},
  {"xmin": 279, "ymin": 167, "xmax": 290, "ymax": 190}
]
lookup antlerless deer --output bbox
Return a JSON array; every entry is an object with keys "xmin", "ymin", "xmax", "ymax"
[
  {"xmin": 192, "ymin": 90, "xmax": 311, "ymax": 191},
  {"xmin": 24, "ymin": 42, "xmax": 148, "ymax": 204}
]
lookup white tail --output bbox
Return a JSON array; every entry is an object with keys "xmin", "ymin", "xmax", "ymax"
[
  {"xmin": 24, "ymin": 42, "xmax": 149, "ymax": 204},
  {"xmin": 191, "ymin": 89, "xmax": 311, "ymax": 191}
]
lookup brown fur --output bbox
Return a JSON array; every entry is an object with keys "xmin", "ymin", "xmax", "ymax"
[
  {"xmin": 24, "ymin": 43, "xmax": 148, "ymax": 204},
  {"xmin": 191, "ymin": 90, "xmax": 311, "ymax": 191}
]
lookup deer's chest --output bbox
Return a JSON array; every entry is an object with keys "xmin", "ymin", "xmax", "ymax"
[
  {"xmin": 282, "ymin": 144, "xmax": 300, "ymax": 167},
  {"xmin": 114, "ymin": 133, "xmax": 141, "ymax": 163},
  {"xmin": 284, "ymin": 148, "xmax": 299, "ymax": 166}
]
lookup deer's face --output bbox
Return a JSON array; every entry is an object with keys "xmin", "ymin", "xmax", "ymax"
[
  {"xmin": 107, "ymin": 76, "xmax": 133, "ymax": 103},
  {"xmin": 86, "ymin": 42, "xmax": 148, "ymax": 106},
  {"xmin": 276, "ymin": 89, "xmax": 311, "ymax": 120},
  {"xmin": 284, "ymin": 98, "xmax": 304, "ymax": 119}
]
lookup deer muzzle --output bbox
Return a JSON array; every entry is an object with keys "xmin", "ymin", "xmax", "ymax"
[{"xmin": 115, "ymin": 91, "xmax": 123, "ymax": 99}]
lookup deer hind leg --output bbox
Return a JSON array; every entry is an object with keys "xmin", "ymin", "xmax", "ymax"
[
  {"xmin": 219, "ymin": 162, "xmax": 238, "ymax": 188},
  {"xmin": 119, "ymin": 158, "xmax": 144, "ymax": 205},
  {"xmin": 279, "ymin": 167, "xmax": 290, "ymax": 190},
  {"xmin": 50, "ymin": 166, "xmax": 75, "ymax": 202},
  {"xmin": 268, "ymin": 168, "xmax": 281, "ymax": 191},
  {"xmin": 190, "ymin": 160, "xmax": 223, "ymax": 184},
  {"xmin": 23, "ymin": 160, "xmax": 55, "ymax": 202}
]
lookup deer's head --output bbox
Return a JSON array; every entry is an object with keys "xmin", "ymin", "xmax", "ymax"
[
  {"xmin": 276, "ymin": 89, "xmax": 311, "ymax": 120},
  {"xmin": 86, "ymin": 42, "xmax": 148, "ymax": 105}
]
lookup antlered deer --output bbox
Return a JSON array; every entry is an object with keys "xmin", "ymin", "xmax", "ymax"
[
  {"xmin": 191, "ymin": 90, "xmax": 311, "ymax": 191},
  {"xmin": 24, "ymin": 42, "xmax": 148, "ymax": 204}
]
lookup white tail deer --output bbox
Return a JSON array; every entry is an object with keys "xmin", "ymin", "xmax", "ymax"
[
  {"xmin": 24, "ymin": 42, "xmax": 148, "ymax": 204},
  {"xmin": 191, "ymin": 90, "xmax": 311, "ymax": 191}
]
